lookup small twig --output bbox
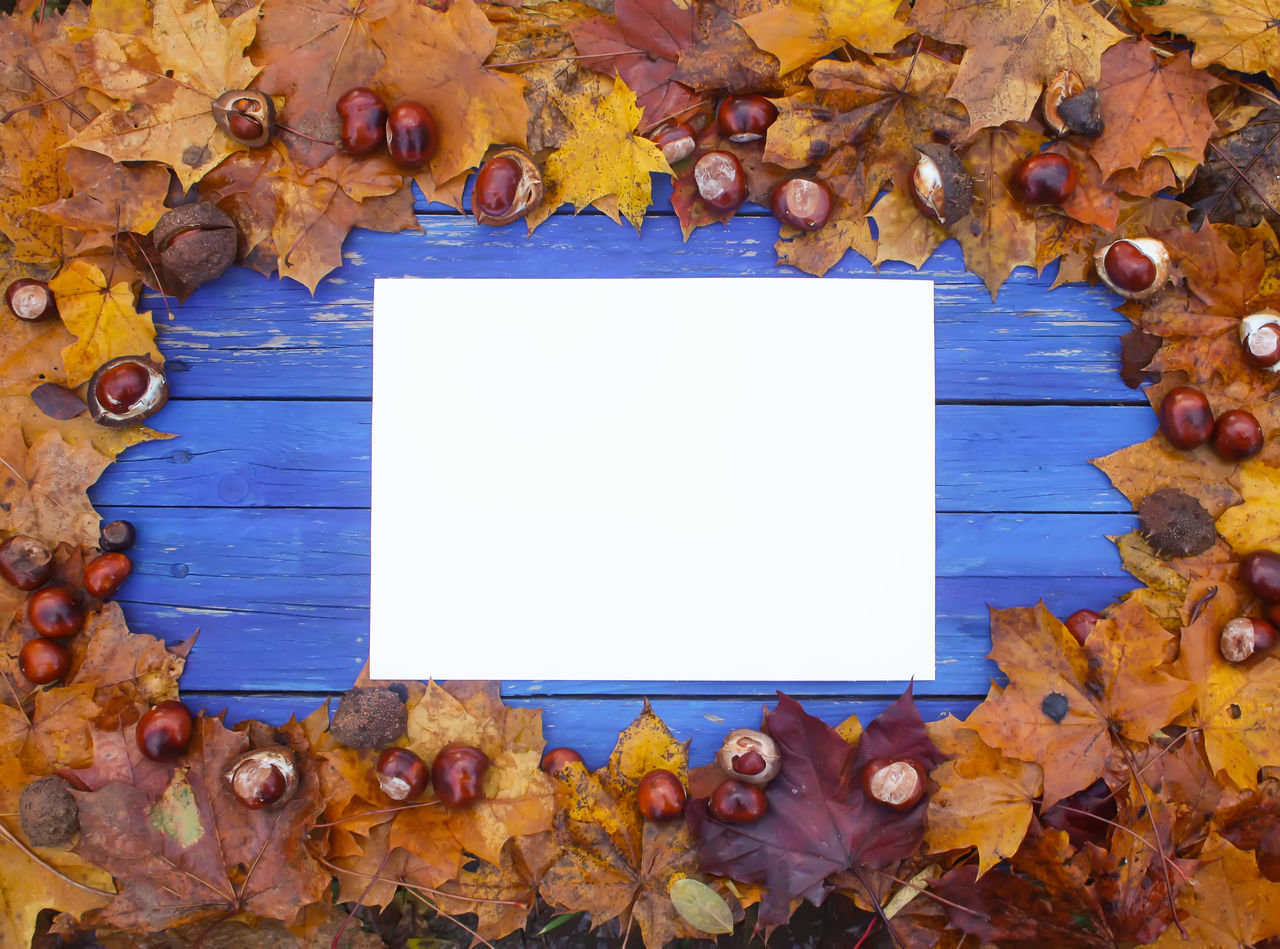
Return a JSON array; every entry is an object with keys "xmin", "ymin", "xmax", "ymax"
[
  {"xmin": 1115, "ymin": 733, "xmax": 1188, "ymax": 938},
  {"xmin": 277, "ymin": 123, "xmax": 341, "ymax": 148},
  {"xmin": 15, "ymin": 65, "xmax": 91, "ymax": 124},
  {"xmin": 1, "ymin": 86, "xmax": 85, "ymax": 123},
  {"xmin": 851, "ymin": 866, "xmax": 906, "ymax": 949},
  {"xmin": 0, "ymin": 822, "xmax": 117, "ymax": 896},
  {"xmin": 403, "ymin": 887, "xmax": 500, "ymax": 949},
  {"xmin": 1208, "ymin": 140, "xmax": 1280, "ymax": 220},
  {"xmin": 125, "ymin": 232, "xmax": 176, "ymax": 323},
  {"xmin": 488, "ymin": 50, "xmax": 643, "ymax": 69},
  {"xmin": 331, "ymin": 847, "xmax": 391, "ymax": 949},
  {"xmin": 851, "ymin": 917, "xmax": 876, "ymax": 949},
  {"xmin": 1, "ymin": 674, "xmax": 32, "ymax": 726},
  {"xmin": 1049, "ymin": 804, "xmax": 1193, "ymax": 884},
  {"xmin": 315, "ymin": 855, "xmax": 527, "ymax": 908},
  {"xmin": 871, "ymin": 868, "xmax": 989, "ymax": 918},
  {"xmin": 308, "ymin": 798, "xmax": 442, "ymax": 829}
]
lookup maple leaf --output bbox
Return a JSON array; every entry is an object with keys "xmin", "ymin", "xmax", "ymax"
[
  {"xmin": 870, "ymin": 184, "xmax": 944, "ymax": 270},
  {"xmin": 967, "ymin": 598, "xmax": 1195, "ymax": 807},
  {"xmin": 1183, "ymin": 101, "xmax": 1280, "ymax": 232},
  {"xmin": 0, "ymin": 394, "xmax": 166, "ymax": 463},
  {"xmin": 36, "ymin": 150, "xmax": 171, "ymax": 256},
  {"xmin": 0, "ymin": 426, "xmax": 110, "ymax": 550},
  {"xmin": 567, "ymin": 0, "xmax": 699, "ymax": 131},
  {"xmin": 1093, "ymin": 431, "xmax": 1241, "ymax": 519},
  {"xmin": 540, "ymin": 701, "xmax": 708, "ymax": 947},
  {"xmin": 1089, "ymin": 40, "xmax": 1224, "ymax": 183},
  {"xmin": 372, "ymin": 0, "xmax": 529, "ymax": 186},
  {"xmin": 1149, "ymin": 834, "xmax": 1280, "ymax": 947},
  {"xmin": 1218, "ymin": 460, "xmax": 1280, "ymax": 554},
  {"xmin": 1127, "ymin": 0, "xmax": 1280, "ymax": 85},
  {"xmin": 689, "ymin": 689, "xmax": 943, "ymax": 927},
  {"xmin": 72, "ymin": 714, "xmax": 329, "ymax": 931},
  {"xmin": 736, "ymin": 0, "xmax": 911, "ymax": 75},
  {"xmin": 49, "ymin": 258, "xmax": 160, "ymax": 385},
  {"xmin": 0, "ymin": 683, "xmax": 96, "ymax": 773},
  {"xmin": 70, "ymin": 0, "xmax": 264, "ymax": 190},
  {"xmin": 673, "ymin": 0, "xmax": 794, "ymax": 96},
  {"xmin": 907, "ymin": 0, "xmax": 1125, "ymax": 132},
  {"xmin": 923, "ymin": 717, "xmax": 1042, "ymax": 876},
  {"xmin": 531, "ymin": 75, "xmax": 671, "ymax": 232},
  {"xmin": 434, "ymin": 832, "xmax": 560, "ymax": 941}
]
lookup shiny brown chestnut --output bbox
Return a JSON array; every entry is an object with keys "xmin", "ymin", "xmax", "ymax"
[
  {"xmin": 1240, "ymin": 312, "xmax": 1280, "ymax": 371},
  {"xmin": 431, "ymin": 743, "xmax": 489, "ymax": 808},
  {"xmin": 693, "ymin": 151, "xmax": 748, "ymax": 213},
  {"xmin": 1095, "ymin": 238, "xmax": 1170, "ymax": 300},
  {"xmin": 86, "ymin": 356, "xmax": 168, "ymax": 427},
  {"xmin": 226, "ymin": 747, "xmax": 299, "ymax": 808},
  {"xmin": 650, "ymin": 123, "xmax": 695, "ymax": 165},
  {"xmin": 708, "ymin": 778, "xmax": 768, "ymax": 823},
  {"xmin": 1010, "ymin": 152, "xmax": 1076, "ymax": 206},
  {"xmin": 540, "ymin": 747, "xmax": 585, "ymax": 774},
  {"xmin": 27, "ymin": 587, "xmax": 84, "ymax": 639},
  {"xmin": 386, "ymin": 101, "xmax": 438, "ymax": 171},
  {"xmin": 715, "ymin": 728, "xmax": 781, "ymax": 786},
  {"xmin": 1220, "ymin": 616, "xmax": 1279, "ymax": 663},
  {"xmin": 211, "ymin": 90, "xmax": 276, "ymax": 148},
  {"xmin": 1064, "ymin": 608, "xmax": 1102, "ymax": 645},
  {"xmin": 911, "ymin": 144, "xmax": 972, "ymax": 226},
  {"xmin": 1212, "ymin": 409, "xmax": 1264, "ymax": 462},
  {"xmin": 1242, "ymin": 551, "xmax": 1280, "ymax": 602},
  {"xmin": 376, "ymin": 747, "xmax": 430, "ymax": 801},
  {"xmin": 636, "ymin": 768, "xmax": 686, "ymax": 821},
  {"xmin": 716, "ymin": 95, "xmax": 777, "ymax": 143},
  {"xmin": 337, "ymin": 87, "xmax": 389, "ymax": 157},
  {"xmin": 5, "ymin": 279, "xmax": 57, "ymax": 322},
  {"xmin": 136, "ymin": 700, "xmax": 194, "ymax": 761},
  {"xmin": 83, "ymin": 552, "xmax": 133, "ymax": 599},
  {"xmin": 19, "ymin": 637, "xmax": 70, "ymax": 685},
  {"xmin": 473, "ymin": 148, "xmax": 543, "ymax": 226},
  {"xmin": 771, "ymin": 179, "xmax": 832, "ymax": 231},
  {"xmin": 99, "ymin": 519, "xmax": 137, "ymax": 553},
  {"xmin": 0, "ymin": 535, "xmax": 53, "ymax": 591},
  {"xmin": 861, "ymin": 757, "xmax": 927, "ymax": 810},
  {"xmin": 1159, "ymin": 386, "xmax": 1214, "ymax": 451}
]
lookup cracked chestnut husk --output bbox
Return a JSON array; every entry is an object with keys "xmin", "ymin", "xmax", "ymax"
[
  {"xmin": 86, "ymin": 355, "xmax": 168, "ymax": 427},
  {"xmin": 153, "ymin": 202, "xmax": 238, "ymax": 296},
  {"xmin": 473, "ymin": 147, "xmax": 544, "ymax": 227},
  {"xmin": 1138, "ymin": 487, "xmax": 1216, "ymax": 558},
  {"xmin": 715, "ymin": 728, "xmax": 781, "ymax": 786},
  {"xmin": 1042, "ymin": 69, "xmax": 1084, "ymax": 136},
  {"xmin": 911, "ymin": 143, "xmax": 972, "ymax": 226},
  {"xmin": 211, "ymin": 90, "xmax": 276, "ymax": 148},
  {"xmin": 1095, "ymin": 237, "xmax": 1170, "ymax": 301},
  {"xmin": 224, "ymin": 746, "xmax": 299, "ymax": 809},
  {"xmin": 1240, "ymin": 311, "xmax": 1280, "ymax": 372},
  {"xmin": 5, "ymin": 279, "xmax": 57, "ymax": 321}
]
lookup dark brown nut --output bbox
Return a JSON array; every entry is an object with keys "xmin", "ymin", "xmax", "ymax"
[
  {"xmin": 1138, "ymin": 488, "xmax": 1216, "ymax": 558},
  {"xmin": 19, "ymin": 776, "xmax": 78, "ymax": 848},
  {"xmin": 152, "ymin": 203, "xmax": 238, "ymax": 297},
  {"xmin": 715, "ymin": 728, "xmax": 781, "ymax": 786},
  {"xmin": 211, "ymin": 90, "xmax": 276, "ymax": 148},
  {"xmin": 472, "ymin": 147, "xmax": 544, "ymax": 227},
  {"xmin": 1057, "ymin": 87, "xmax": 1103, "ymax": 137},
  {"xmin": 224, "ymin": 747, "xmax": 299, "ymax": 808},
  {"xmin": 86, "ymin": 356, "xmax": 168, "ymax": 427},
  {"xmin": 911, "ymin": 144, "xmax": 972, "ymax": 226},
  {"xmin": 330, "ymin": 687, "xmax": 407, "ymax": 749},
  {"xmin": 0, "ymin": 535, "xmax": 53, "ymax": 590}
]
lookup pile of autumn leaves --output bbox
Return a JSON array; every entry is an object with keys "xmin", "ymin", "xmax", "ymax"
[{"xmin": 4, "ymin": 0, "xmax": 1280, "ymax": 943}]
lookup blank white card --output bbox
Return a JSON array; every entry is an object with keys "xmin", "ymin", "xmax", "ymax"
[{"xmin": 370, "ymin": 278, "xmax": 935, "ymax": 681}]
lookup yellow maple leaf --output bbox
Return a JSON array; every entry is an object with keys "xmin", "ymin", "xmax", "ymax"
[
  {"xmin": 49, "ymin": 259, "xmax": 160, "ymax": 386},
  {"xmin": 1217, "ymin": 460, "xmax": 1280, "ymax": 554},
  {"xmin": 534, "ymin": 76, "xmax": 671, "ymax": 232},
  {"xmin": 737, "ymin": 0, "xmax": 911, "ymax": 74},
  {"xmin": 0, "ymin": 426, "xmax": 111, "ymax": 549},
  {"xmin": 1126, "ymin": 0, "xmax": 1280, "ymax": 85}
]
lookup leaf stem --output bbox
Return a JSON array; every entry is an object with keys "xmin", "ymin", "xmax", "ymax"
[
  {"xmin": 1049, "ymin": 804, "xmax": 1193, "ymax": 884},
  {"xmin": 0, "ymin": 821, "xmax": 117, "ymax": 896},
  {"xmin": 308, "ymin": 798, "xmax": 442, "ymax": 829},
  {"xmin": 331, "ymin": 846, "xmax": 391, "ymax": 949},
  {"xmin": 851, "ymin": 866, "xmax": 905, "ymax": 949}
]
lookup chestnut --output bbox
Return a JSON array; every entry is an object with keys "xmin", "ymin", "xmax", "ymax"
[
  {"xmin": 771, "ymin": 178, "xmax": 832, "ymax": 231},
  {"xmin": 693, "ymin": 151, "xmax": 748, "ymax": 213},
  {"xmin": 650, "ymin": 122, "xmax": 695, "ymax": 164},
  {"xmin": 386, "ymin": 101, "xmax": 437, "ymax": 170},
  {"xmin": 135, "ymin": 700, "xmax": 194, "ymax": 761},
  {"xmin": 375, "ymin": 747, "xmax": 429, "ymax": 801},
  {"xmin": 911, "ymin": 143, "xmax": 973, "ymax": 226},
  {"xmin": 0, "ymin": 535, "xmax": 53, "ymax": 591},
  {"xmin": 540, "ymin": 747, "xmax": 585, "ymax": 774},
  {"xmin": 4, "ymin": 279, "xmax": 57, "ymax": 322},
  {"xmin": 431, "ymin": 742, "xmax": 489, "ymax": 808},
  {"xmin": 1095, "ymin": 237, "xmax": 1170, "ymax": 300},
  {"xmin": 336, "ymin": 87, "xmax": 389, "ymax": 157},
  {"xmin": 99, "ymin": 519, "xmax": 136, "ymax": 553},
  {"xmin": 472, "ymin": 148, "xmax": 543, "ymax": 227},
  {"xmin": 1043, "ymin": 69, "xmax": 1103, "ymax": 137},
  {"xmin": 861, "ymin": 758, "xmax": 927, "ymax": 810},
  {"xmin": 225, "ymin": 747, "xmax": 299, "ymax": 808},
  {"xmin": 211, "ymin": 90, "xmax": 276, "ymax": 148},
  {"xmin": 1240, "ymin": 312, "xmax": 1280, "ymax": 371},
  {"xmin": 708, "ymin": 778, "xmax": 768, "ymax": 824},
  {"xmin": 715, "ymin": 728, "xmax": 781, "ymax": 786},
  {"xmin": 1159, "ymin": 386, "xmax": 1214, "ymax": 450},
  {"xmin": 1220, "ymin": 616, "xmax": 1279, "ymax": 663},
  {"xmin": 152, "ymin": 202, "xmax": 238, "ymax": 297},
  {"xmin": 636, "ymin": 768, "xmax": 686, "ymax": 822},
  {"xmin": 716, "ymin": 94, "xmax": 777, "ymax": 143},
  {"xmin": 83, "ymin": 552, "xmax": 132, "ymax": 599},
  {"xmin": 86, "ymin": 356, "xmax": 168, "ymax": 427},
  {"xmin": 19, "ymin": 637, "xmax": 70, "ymax": 685},
  {"xmin": 1064, "ymin": 608, "xmax": 1102, "ymax": 645},
  {"xmin": 1010, "ymin": 152, "xmax": 1076, "ymax": 207},
  {"xmin": 27, "ymin": 587, "xmax": 84, "ymax": 639},
  {"xmin": 1042, "ymin": 68, "xmax": 1084, "ymax": 136},
  {"xmin": 1242, "ymin": 551, "xmax": 1280, "ymax": 602},
  {"xmin": 1212, "ymin": 409, "xmax": 1264, "ymax": 462}
]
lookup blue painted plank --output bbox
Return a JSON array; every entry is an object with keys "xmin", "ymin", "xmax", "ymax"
[
  {"xmin": 150, "ymin": 221, "xmax": 1137, "ymax": 404},
  {"xmin": 93, "ymin": 402, "xmax": 1151, "ymax": 512},
  {"xmin": 192, "ymin": 692, "xmax": 979, "ymax": 766}
]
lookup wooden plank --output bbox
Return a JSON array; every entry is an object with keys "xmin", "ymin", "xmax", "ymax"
[
  {"xmin": 92, "ymin": 402, "xmax": 1151, "ymax": 512},
  {"xmin": 190, "ymin": 691, "xmax": 979, "ymax": 765},
  {"xmin": 153, "ymin": 223, "xmax": 1138, "ymax": 404}
]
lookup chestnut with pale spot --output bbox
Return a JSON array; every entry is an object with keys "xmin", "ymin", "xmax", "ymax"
[
  {"xmin": 860, "ymin": 758, "xmax": 927, "ymax": 811},
  {"xmin": 693, "ymin": 151, "xmax": 748, "ymax": 213},
  {"xmin": 1220, "ymin": 617, "xmax": 1279, "ymax": 663}
]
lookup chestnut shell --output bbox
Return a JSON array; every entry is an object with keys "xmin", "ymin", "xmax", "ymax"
[
  {"xmin": 912, "ymin": 143, "xmax": 972, "ymax": 225},
  {"xmin": 473, "ymin": 147, "xmax": 544, "ymax": 227},
  {"xmin": 86, "ymin": 356, "xmax": 169, "ymax": 427},
  {"xmin": 211, "ymin": 90, "xmax": 276, "ymax": 148}
]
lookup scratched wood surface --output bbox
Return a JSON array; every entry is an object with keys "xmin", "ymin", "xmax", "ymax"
[{"xmin": 91, "ymin": 191, "xmax": 1147, "ymax": 765}]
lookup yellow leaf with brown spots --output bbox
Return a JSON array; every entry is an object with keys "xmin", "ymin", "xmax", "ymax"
[
  {"xmin": 0, "ymin": 427, "xmax": 110, "ymax": 549},
  {"xmin": 737, "ymin": 0, "xmax": 910, "ymax": 74},
  {"xmin": 49, "ymin": 259, "xmax": 160, "ymax": 386},
  {"xmin": 1218, "ymin": 461, "xmax": 1280, "ymax": 554},
  {"xmin": 1126, "ymin": 0, "xmax": 1280, "ymax": 84},
  {"xmin": 1093, "ymin": 433, "xmax": 1241, "ymax": 519},
  {"xmin": 0, "ymin": 395, "xmax": 167, "ymax": 460}
]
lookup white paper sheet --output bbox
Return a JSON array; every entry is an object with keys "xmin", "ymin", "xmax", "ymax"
[{"xmin": 370, "ymin": 278, "xmax": 935, "ymax": 681}]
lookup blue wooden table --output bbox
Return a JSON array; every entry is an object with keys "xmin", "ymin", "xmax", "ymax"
[{"xmin": 91, "ymin": 185, "xmax": 1146, "ymax": 764}]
